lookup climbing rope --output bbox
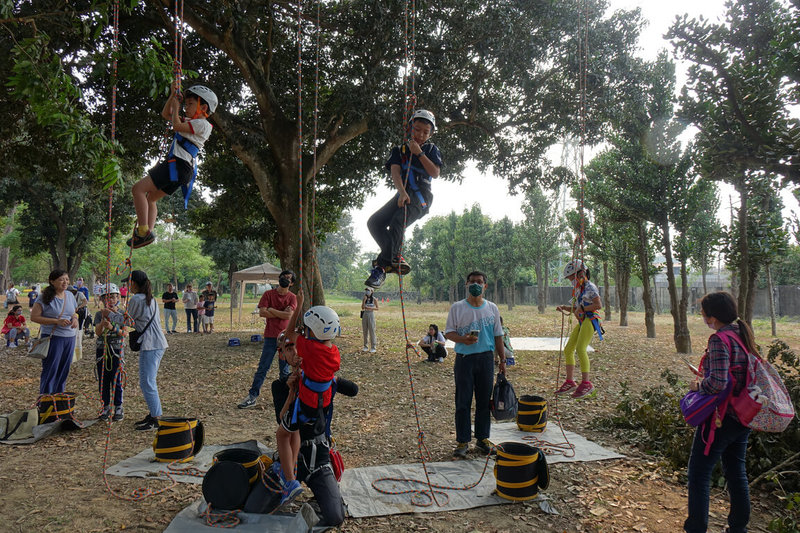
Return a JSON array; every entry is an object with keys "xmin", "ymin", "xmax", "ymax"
[
  {"xmin": 309, "ymin": 0, "xmax": 321, "ymax": 304},
  {"xmin": 296, "ymin": 0, "xmax": 304, "ymax": 296}
]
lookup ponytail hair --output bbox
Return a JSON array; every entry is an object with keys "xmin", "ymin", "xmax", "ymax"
[
  {"xmin": 700, "ymin": 291, "xmax": 759, "ymax": 355},
  {"xmin": 130, "ymin": 270, "xmax": 153, "ymax": 306},
  {"xmin": 42, "ymin": 269, "xmax": 68, "ymax": 305}
]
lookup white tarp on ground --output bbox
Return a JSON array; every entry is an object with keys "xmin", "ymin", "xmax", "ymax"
[
  {"xmin": 443, "ymin": 337, "xmax": 593, "ymax": 352},
  {"xmin": 165, "ymin": 500, "xmax": 331, "ymax": 533},
  {"xmin": 340, "ymin": 422, "xmax": 622, "ymax": 518},
  {"xmin": 105, "ymin": 440, "xmax": 271, "ymax": 484}
]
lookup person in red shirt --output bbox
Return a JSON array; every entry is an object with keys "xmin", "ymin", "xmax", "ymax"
[
  {"xmin": 3, "ymin": 305, "xmax": 30, "ymax": 348},
  {"xmin": 273, "ymin": 288, "xmax": 341, "ymax": 508},
  {"xmin": 238, "ymin": 270, "xmax": 297, "ymax": 409}
]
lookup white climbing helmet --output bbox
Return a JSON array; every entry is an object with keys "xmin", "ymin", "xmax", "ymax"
[
  {"xmin": 185, "ymin": 85, "xmax": 218, "ymax": 114},
  {"xmin": 100, "ymin": 283, "xmax": 120, "ymax": 297},
  {"xmin": 562, "ymin": 259, "xmax": 586, "ymax": 279},
  {"xmin": 303, "ymin": 306, "xmax": 341, "ymax": 340},
  {"xmin": 410, "ymin": 109, "xmax": 436, "ymax": 131}
]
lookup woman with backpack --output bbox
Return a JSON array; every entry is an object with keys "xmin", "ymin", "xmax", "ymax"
[
  {"xmin": 685, "ymin": 291, "xmax": 754, "ymax": 533},
  {"xmin": 127, "ymin": 270, "xmax": 168, "ymax": 431}
]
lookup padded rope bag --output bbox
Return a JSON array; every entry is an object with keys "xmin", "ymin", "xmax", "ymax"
[
  {"xmin": 491, "ymin": 373, "xmax": 518, "ymax": 421},
  {"xmin": 37, "ymin": 392, "xmax": 77, "ymax": 424},
  {"xmin": 494, "ymin": 442, "xmax": 546, "ymax": 501},
  {"xmin": 202, "ymin": 461, "xmax": 251, "ymax": 511},
  {"xmin": 213, "ymin": 448, "xmax": 263, "ymax": 485},
  {"xmin": 152, "ymin": 417, "xmax": 204, "ymax": 463},
  {"xmin": 516, "ymin": 394, "xmax": 547, "ymax": 432}
]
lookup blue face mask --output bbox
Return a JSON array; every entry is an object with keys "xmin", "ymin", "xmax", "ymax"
[{"xmin": 468, "ymin": 283, "xmax": 484, "ymax": 297}]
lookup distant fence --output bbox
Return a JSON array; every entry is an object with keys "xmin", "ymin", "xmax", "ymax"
[{"xmin": 518, "ymin": 285, "xmax": 800, "ymax": 318}]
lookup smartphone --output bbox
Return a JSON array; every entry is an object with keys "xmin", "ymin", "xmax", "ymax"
[
  {"xmin": 469, "ymin": 329, "xmax": 480, "ymax": 338},
  {"xmin": 681, "ymin": 356, "xmax": 700, "ymax": 376}
]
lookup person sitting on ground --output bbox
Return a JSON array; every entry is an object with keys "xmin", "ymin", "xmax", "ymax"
[
  {"xmin": 273, "ymin": 289, "xmax": 341, "ymax": 508},
  {"xmin": 94, "ymin": 283, "xmax": 126, "ymax": 422},
  {"xmin": 419, "ymin": 323, "xmax": 447, "ymax": 362},
  {"xmin": 126, "ymin": 82, "xmax": 217, "ymax": 249},
  {"xmin": 365, "ymin": 110, "xmax": 442, "ymax": 288},
  {"xmin": 3, "ymin": 305, "xmax": 30, "ymax": 348}
]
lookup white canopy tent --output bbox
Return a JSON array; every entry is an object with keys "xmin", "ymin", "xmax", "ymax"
[{"xmin": 230, "ymin": 262, "xmax": 282, "ymax": 324}]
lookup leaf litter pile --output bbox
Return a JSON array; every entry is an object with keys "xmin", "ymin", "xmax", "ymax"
[{"xmin": 0, "ymin": 300, "xmax": 792, "ymax": 532}]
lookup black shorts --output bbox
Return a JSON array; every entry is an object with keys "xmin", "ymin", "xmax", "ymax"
[{"xmin": 148, "ymin": 158, "xmax": 193, "ymax": 195}]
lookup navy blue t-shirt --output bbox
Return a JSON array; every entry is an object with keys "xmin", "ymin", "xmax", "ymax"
[{"xmin": 385, "ymin": 143, "xmax": 443, "ymax": 193}]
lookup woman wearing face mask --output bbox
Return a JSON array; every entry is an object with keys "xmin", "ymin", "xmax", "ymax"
[
  {"xmin": 684, "ymin": 291, "xmax": 754, "ymax": 533},
  {"xmin": 361, "ymin": 287, "xmax": 379, "ymax": 353},
  {"xmin": 554, "ymin": 259, "xmax": 601, "ymax": 400}
]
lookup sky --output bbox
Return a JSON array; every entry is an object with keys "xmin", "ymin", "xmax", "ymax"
[{"xmin": 347, "ymin": 0, "xmax": 798, "ymax": 253}]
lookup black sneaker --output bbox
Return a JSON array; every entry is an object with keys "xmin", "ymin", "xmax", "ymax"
[
  {"xmin": 391, "ymin": 257, "xmax": 411, "ymax": 275},
  {"xmin": 475, "ymin": 438, "xmax": 496, "ymax": 456},
  {"xmin": 365, "ymin": 266, "xmax": 386, "ymax": 289},
  {"xmin": 238, "ymin": 395, "xmax": 257, "ymax": 409},
  {"xmin": 98, "ymin": 406, "xmax": 111, "ymax": 421},
  {"xmin": 126, "ymin": 231, "xmax": 156, "ymax": 249},
  {"xmin": 112, "ymin": 406, "xmax": 124, "ymax": 421},
  {"xmin": 453, "ymin": 442, "xmax": 469, "ymax": 459},
  {"xmin": 134, "ymin": 414, "xmax": 159, "ymax": 431}
]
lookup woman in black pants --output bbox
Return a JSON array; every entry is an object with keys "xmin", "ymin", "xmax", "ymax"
[{"xmin": 181, "ymin": 283, "xmax": 199, "ymax": 332}]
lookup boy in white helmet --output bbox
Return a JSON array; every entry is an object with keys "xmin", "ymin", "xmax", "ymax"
[
  {"xmin": 365, "ymin": 109, "xmax": 443, "ymax": 288},
  {"xmin": 273, "ymin": 289, "xmax": 341, "ymax": 509},
  {"xmin": 127, "ymin": 82, "xmax": 218, "ymax": 249},
  {"xmin": 94, "ymin": 283, "xmax": 127, "ymax": 421}
]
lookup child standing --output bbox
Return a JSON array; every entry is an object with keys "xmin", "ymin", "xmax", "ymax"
[
  {"xmin": 126, "ymin": 83, "xmax": 217, "ymax": 249},
  {"xmin": 274, "ymin": 290, "xmax": 341, "ymax": 508},
  {"xmin": 555, "ymin": 260, "xmax": 602, "ymax": 399},
  {"xmin": 94, "ymin": 284, "xmax": 126, "ymax": 421},
  {"xmin": 365, "ymin": 110, "xmax": 442, "ymax": 288},
  {"xmin": 197, "ymin": 294, "xmax": 206, "ymax": 333}
]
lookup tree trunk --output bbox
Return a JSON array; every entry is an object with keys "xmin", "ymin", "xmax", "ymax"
[
  {"xmin": 701, "ymin": 265, "xmax": 708, "ymax": 295},
  {"xmin": 229, "ymin": 263, "xmax": 238, "ymax": 307},
  {"xmin": 602, "ymin": 260, "xmax": 611, "ymax": 321},
  {"xmin": 615, "ymin": 267, "xmax": 629, "ymax": 327},
  {"xmin": 766, "ymin": 263, "xmax": 776, "ymax": 336},
  {"xmin": 0, "ymin": 206, "xmax": 14, "ymax": 291},
  {"xmin": 637, "ymin": 222, "xmax": 656, "ymax": 338},
  {"xmin": 736, "ymin": 181, "xmax": 749, "ymax": 318},
  {"xmin": 652, "ymin": 275, "xmax": 660, "ymax": 315},
  {"xmin": 662, "ymin": 221, "xmax": 689, "ymax": 353},
  {"xmin": 745, "ymin": 267, "xmax": 757, "ymax": 326},
  {"xmin": 678, "ymin": 254, "xmax": 693, "ymax": 354},
  {"xmin": 448, "ymin": 285, "xmax": 455, "ymax": 304},
  {"xmin": 535, "ymin": 261, "xmax": 545, "ymax": 313}
]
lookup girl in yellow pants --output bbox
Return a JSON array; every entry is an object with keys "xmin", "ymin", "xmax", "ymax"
[{"xmin": 555, "ymin": 259, "xmax": 601, "ymax": 399}]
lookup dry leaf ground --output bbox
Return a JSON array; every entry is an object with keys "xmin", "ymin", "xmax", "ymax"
[{"xmin": 0, "ymin": 298, "xmax": 795, "ymax": 532}]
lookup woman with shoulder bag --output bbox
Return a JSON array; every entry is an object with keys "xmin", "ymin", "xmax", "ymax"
[
  {"xmin": 127, "ymin": 270, "xmax": 168, "ymax": 431},
  {"xmin": 30, "ymin": 269, "xmax": 80, "ymax": 394},
  {"xmin": 685, "ymin": 292, "xmax": 754, "ymax": 533}
]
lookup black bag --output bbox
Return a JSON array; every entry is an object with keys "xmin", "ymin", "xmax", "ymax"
[
  {"xmin": 129, "ymin": 304, "xmax": 156, "ymax": 352},
  {"xmin": 491, "ymin": 373, "xmax": 518, "ymax": 421}
]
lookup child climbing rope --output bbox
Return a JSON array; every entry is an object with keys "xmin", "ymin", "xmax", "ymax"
[
  {"xmin": 555, "ymin": 259, "xmax": 602, "ymax": 399},
  {"xmin": 127, "ymin": 82, "xmax": 218, "ymax": 249},
  {"xmin": 94, "ymin": 283, "xmax": 126, "ymax": 421},
  {"xmin": 273, "ymin": 289, "xmax": 341, "ymax": 508},
  {"xmin": 365, "ymin": 110, "xmax": 442, "ymax": 288}
]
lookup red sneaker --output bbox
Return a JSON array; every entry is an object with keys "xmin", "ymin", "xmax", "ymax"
[
  {"xmin": 554, "ymin": 380, "xmax": 577, "ymax": 395},
  {"xmin": 571, "ymin": 381, "xmax": 596, "ymax": 399}
]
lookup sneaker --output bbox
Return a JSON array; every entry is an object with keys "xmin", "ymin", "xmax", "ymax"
[
  {"xmin": 279, "ymin": 479, "xmax": 303, "ymax": 508},
  {"xmin": 98, "ymin": 406, "xmax": 111, "ymax": 421},
  {"xmin": 238, "ymin": 394, "xmax": 257, "ymax": 409},
  {"xmin": 554, "ymin": 380, "xmax": 577, "ymax": 395},
  {"xmin": 571, "ymin": 380, "xmax": 596, "ymax": 400},
  {"xmin": 112, "ymin": 406, "xmax": 124, "ymax": 421},
  {"xmin": 475, "ymin": 438, "xmax": 496, "ymax": 456},
  {"xmin": 7, "ymin": 342, "xmax": 17, "ymax": 348},
  {"xmin": 126, "ymin": 231, "xmax": 156, "ymax": 249},
  {"xmin": 369, "ymin": 348, "xmax": 377, "ymax": 353},
  {"xmin": 365, "ymin": 266, "xmax": 386, "ymax": 289},
  {"xmin": 437, "ymin": 357, "xmax": 444, "ymax": 363},
  {"xmin": 453, "ymin": 442, "xmax": 469, "ymax": 459},
  {"xmin": 391, "ymin": 257, "xmax": 411, "ymax": 275},
  {"xmin": 362, "ymin": 346, "xmax": 369, "ymax": 352},
  {"xmin": 171, "ymin": 330, "xmax": 177, "ymax": 334},
  {"xmin": 134, "ymin": 414, "xmax": 159, "ymax": 430}
]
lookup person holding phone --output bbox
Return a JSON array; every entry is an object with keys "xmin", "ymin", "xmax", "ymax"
[{"xmin": 444, "ymin": 271, "xmax": 505, "ymax": 459}]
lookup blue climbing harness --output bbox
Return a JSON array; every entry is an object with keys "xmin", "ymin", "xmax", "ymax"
[
  {"xmin": 290, "ymin": 372, "xmax": 337, "ymax": 437},
  {"xmin": 168, "ymin": 132, "xmax": 199, "ymax": 208},
  {"xmin": 578, "ymin": 284, "xmax": 604, "ymax": 341},
  {"xmin": 400, "ymin": 145, "xmax": 431, "ymax": 209}
]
